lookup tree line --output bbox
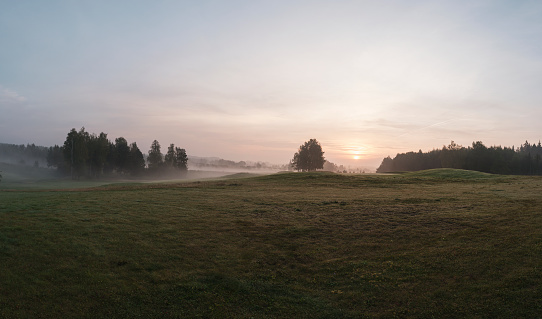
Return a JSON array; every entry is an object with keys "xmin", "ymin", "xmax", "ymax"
[
  {"xmin": 377, "ymin": 140, "xmax": 542, "ymax": 175},
  {"xmin": 46, "ymin": 127, "xmax": 188, "ymax": 179},
  {"xmin": 0, "ymin": 143, "xmax": 49, "ymax": 167}
]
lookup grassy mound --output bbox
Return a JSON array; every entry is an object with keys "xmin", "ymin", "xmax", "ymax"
[
  {"xmin": 216, "ymin": 172, "xmax": 263, "ymax": 180},
  {"xmin": 404, "ymin": 168, "xmax": 498, "ymax": 179}
]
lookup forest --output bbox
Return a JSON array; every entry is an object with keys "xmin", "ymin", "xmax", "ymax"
[
  {"xmin": 0, "ymin": 128, "xmax": 292, "ymax": 180},
  {"xmin": 377, "ymin": 140, "xmax": 542, "ymax": 175},
  {"xmin": 44, "ymin": 127, "xmax": 188, "ymax": 179},
  {"xmin": 0, "ymin": 143, "xmax": 49, "ymax": 167}
]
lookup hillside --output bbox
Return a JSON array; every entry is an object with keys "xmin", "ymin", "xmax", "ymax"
[{"xmin": 1, "ymin": 170, "xmax": 541, "ymax": 317}]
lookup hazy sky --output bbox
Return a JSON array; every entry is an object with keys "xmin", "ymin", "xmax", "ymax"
[{"xmin": 2, "ymin": 0, "xmax": 542, "ymax": 168}]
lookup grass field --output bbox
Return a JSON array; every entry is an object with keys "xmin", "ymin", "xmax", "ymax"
[{"xmin": 1, "ymin": 169, "xmax": 541, "ymax": 318}]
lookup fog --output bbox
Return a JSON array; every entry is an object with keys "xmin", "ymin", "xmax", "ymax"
[
  {"xmin": 187, "ymin": 155, "xmax": 285, "ymax": 174},
  {"xmin": 0, "ymin": 142, "xmax": 370, "ymax": 188},
  {"xmin": 0, "ymin": 143, "xmax": 49, "ymax": 168},
  {"xmin": 0, "ymin": 155, "xmax": 47, "ymax": 168},
  {"xmin": 0, "ymin": 152, "xmax": 278, "ymax": 188}
]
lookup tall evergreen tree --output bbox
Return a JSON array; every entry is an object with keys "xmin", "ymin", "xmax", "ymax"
[
  {"xmin": 87, "ymin": 133, "xmax": 110, "ymax": 177},
  {"xmin": 175, "ymin": 147, "xmax": 188, "ymax": 171},
  {"xmin": 164, "ymin": 144, "xmax": 176, "ymax": 166},
  {"xmin": 127, "ymin": 142, "xmax": 146, "ymax": 175},
  {"xmin": 147, "ymin": 140, "xmax": 163, "ymax": 169},
  {"xmin": 114, "ymin": 137, "xmax": 130, "ymax": 174},
  {"xmin": 103, "ymin": 141, "xmax": 116, "ymax": 175},
  {"xmin": 63, "ymin": 127, "xmax": 90, "ymax": 179}
]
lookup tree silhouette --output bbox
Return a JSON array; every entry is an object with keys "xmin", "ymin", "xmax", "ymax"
[
  {"xmin": 114, "ymin": 137, "xmax": 130, "ymax": 174},
  {"xmin": 165, "ymin": 144, "xmax": 176, "ymax": 167},
  {"xmin": 63, "ymin": 127, "xmax": 90, "ymax": 179},
  {"xmin": 376, "ymin": 156, "xmax": 394, "ymax": 173},
  {"xmin": 377, "ymin": 140, "xmax": 542, "ymax": 175},
  {"xmin": 127, "ymin": 142, "xmax": 145, "ymax": 175},
  {"xmin": 89, "ymin": 133, "xmax": 109, "ymax": 176},
  {"xmin": 48, "ymin": 128, "xmax": 190, "ymax": 178},
  {"xmin": 147, "ymin": 140, "xmax": 163, "ymax": 169},
  {"xmin": 46, "ymin": 145, "xmax": 64, "ymax": 170},
  {"xmin": 175, "ymin": 147, "xmax": 188, "ymax": 171},
  {"xmin": 292, "ymin": 139, "xmax": 325, "ymax": 172}
]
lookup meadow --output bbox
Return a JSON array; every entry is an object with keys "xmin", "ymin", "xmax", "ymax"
[{"xmin": 0, "ymin": 169, "xmax": 541, "ymax": 318}]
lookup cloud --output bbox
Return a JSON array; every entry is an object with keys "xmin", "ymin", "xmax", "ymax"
[{"xmin": 0, "ymin": 85, "xmax": 27, "ymax": 105}]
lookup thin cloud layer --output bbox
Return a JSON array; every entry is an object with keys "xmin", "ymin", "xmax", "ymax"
[{"xmin": 1, "ymin": 1, "xmax": 542, "ymax": 168}]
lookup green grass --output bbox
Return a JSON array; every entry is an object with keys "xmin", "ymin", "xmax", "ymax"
[
  {"xmin": 1, "ymin": 169, "xmax": 541, "ymax": 318},
  {"xmin": 405, "ymin": 168, "xmax": 497, "ymax": 179}
]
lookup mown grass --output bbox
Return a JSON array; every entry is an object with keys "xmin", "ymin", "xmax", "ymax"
[{"xmin": 1, "ymin": 170, "xmax": 541, "ymax": 318}]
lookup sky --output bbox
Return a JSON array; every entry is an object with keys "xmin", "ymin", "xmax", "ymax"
[{"xmin": 1, "ymin": 0, "xmax": 542, "ymax": 169}]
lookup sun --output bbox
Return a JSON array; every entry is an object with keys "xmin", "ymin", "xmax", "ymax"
[{"xmin": 344, "ymin": 144, "xmax": 368, "ymax": 161}]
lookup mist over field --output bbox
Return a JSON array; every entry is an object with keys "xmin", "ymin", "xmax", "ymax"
[
  {"xmin": 0, "ymin": 141, "xmax": 282, "ymax": 190},
  {"xmin": 0, "ymin": 146, "xmax": 48, "ymax": 167}
]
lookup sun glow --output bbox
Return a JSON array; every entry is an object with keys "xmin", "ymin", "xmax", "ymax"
[
  {"xmin": 351, "ymin": 148, "xmax": 364, "ymax": 160},
  {"xmin": 338, "ymin": 143, "xmax": 373, "ymax": 164}
]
